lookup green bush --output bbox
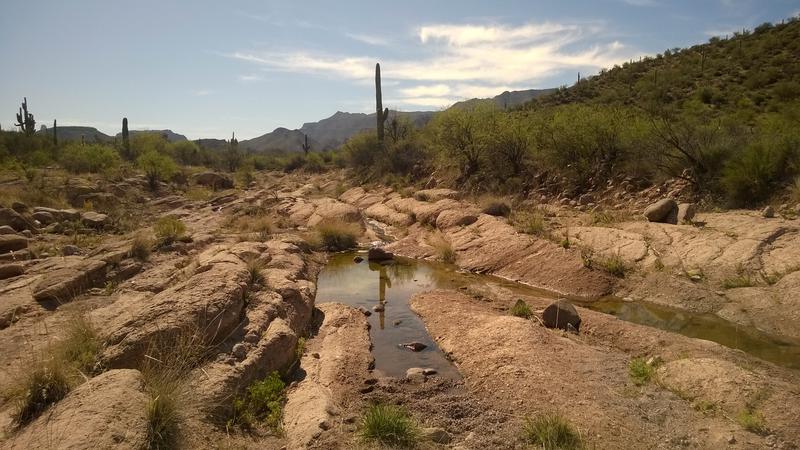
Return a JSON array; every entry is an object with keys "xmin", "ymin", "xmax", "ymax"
[
  {"xmin": 628, "ymin": 358, "xmax": 656, "ymax": 385},
  {"xmin": 60, "ymin": 143, "xmax": 121, "ymax": 173},
  {"xmin": 228, "ymin": 372, "xmax": 286, "ymax": 432},
  {"xmin": 316, "ymin": 220, "xmax": 359, "ymax": 251},
  {"xmin": 510, "ymin": 299, "xmax": 533, "ymax": 319},
  {"xmin": 359, "ymin": 403, "xmax": 419, "ymax": 448},
  {"xmin": 137, "ymin": 150, "xmax": 178, "ymax": 191},
  {"xmin": 522, "ymin": 412, "xmax": 583, "ymax": 450},
  {"xmin": 154, "ymin": 216, "xmax": 187, "ymax": 245}
]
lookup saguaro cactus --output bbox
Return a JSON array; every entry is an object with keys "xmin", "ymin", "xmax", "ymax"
[
  {"xmin": 122, "ymin": 118, "xmax": 131, "ymax": 159},
  {"xmin": 302, "ymin": 134, "xmax": 310, "ymax": 154},
  {"xmin": 15, "ymin": 97, "xmax": 36, "ymax": 135},
  {"xmin": 375, "ymin": 63, "xmax": 389, "ymax": 142},
  {"xmin": 53, "ymin": 119, "xmax": 58, "ymax": 146}
]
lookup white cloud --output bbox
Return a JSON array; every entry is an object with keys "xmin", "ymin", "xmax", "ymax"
[
  {"xmin": 238, "ymin": 74, "xmax": 263, "ymax": 82},
  {"xmin": 346, "ymin": 32, "xmax": 389, "ymax": 46},
  {"xmin": 228, "ymin": 21, "xmax": 639, "ymax": 108}
]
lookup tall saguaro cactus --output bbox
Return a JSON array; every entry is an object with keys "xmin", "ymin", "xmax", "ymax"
[
  {"xmin": 302, "ymin": 133, "xmax": 310, "ymax": 154},
  {"xmin": 15, "ymin": 97, "xmax": 35, "ymax": 136},
  {"xmin": 122, "ymin": 117, "xmax": 131, "ymax": 159},
  {"xmin": 53, "ymin": 119, "xmax": 58, "ymax": 146},
  {"xmin": 375, "ymin": 63, "xmax": 389, "ymax": 142}
]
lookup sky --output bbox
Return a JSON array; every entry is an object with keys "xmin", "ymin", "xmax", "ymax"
[{"xmin": 1, "ymin": 0, "xmax": 799, "ymax": 140}]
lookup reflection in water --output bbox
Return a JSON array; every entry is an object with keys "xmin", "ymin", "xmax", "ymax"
[{"xmin": 315, "ymin": 252, "xmax": 800, "ymax": 374}]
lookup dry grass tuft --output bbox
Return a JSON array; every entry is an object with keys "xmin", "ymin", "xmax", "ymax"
[{"xmin": 315, "ymin": 219, "xmax": 360, "ymax": 251}]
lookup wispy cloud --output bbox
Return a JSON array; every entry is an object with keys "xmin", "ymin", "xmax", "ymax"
[
  {"xmin": 620, "ymin": 0, "xmax": 658, "ymax": 6},
  {"xmin": 228, "ymin": 21, "xmax": 639, "ymax": 109},
  {"xmin": 193, "ymin": 89, "xmax": 212, "ymax": 96},
  {"xmin": 346, "ymin": 32, "xmax": 389, "ymax": 46}
]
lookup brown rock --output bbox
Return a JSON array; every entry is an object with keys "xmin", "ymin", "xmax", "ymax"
[
  {"xmin": 435, "ymin": 209, "xmax": 479, "ymax": 229},
  {"xmin": 0, "ymin": 263, "xmax": 24, "ymax": 280},
  {"xmin": 0, "ymin": 225, "xmax": 16, "ymax": 235},
  {"xmin": 33, "ymin": 259, "xmax": 107, "ymax": 302},
  {"xmin": 193, "ymin": 171, "xmax": 234, "ymax": 190},
  {"xmin": 81, "ymin": 211, "xmax": 109, "ymax": 228},
  {"xmin": 0, "ymin": 235, "xmax": 27, "ymax": 254},
  {"xmin": 32, "ymin": 210, "xmax": 56, "ymax": 225},
  {"xmin": 677, "ymin": 203, "xmax": 696, "ymax": 223},
  {"xmin": 0, "ymin": 207, "xmax": 35, "ymax": 232},
  {"xmin": 644, "ymin": 199, "xmax": 678, "ymax": 224},
  {"xmin": 762, "ymin": 205, "xmax": 775, "ymax": 218}
]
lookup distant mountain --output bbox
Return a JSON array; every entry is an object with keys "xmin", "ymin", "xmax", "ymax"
[
  {"xmin": 299, "ymin": 110, "xmax": 434, "ymax": 150},
  {"xmin": 37, "ymin": 126, "xmax": 113, "ymax": 143},
  {"xmin": 115, "ymin": 129, "xmax": 188, "ymax": 142},
  {"xmin": 240, "ymin": 127, "xmax": 321, "ymax": 154},
  {"xmin": 194, "ymin": 138, "xmax": 229, "ymax": 152},
  {"xmin": 451, "ymin": 88, "xmax": 557, "ymax": 110}
]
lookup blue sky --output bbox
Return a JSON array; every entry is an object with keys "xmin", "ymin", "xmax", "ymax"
[{"xmin": 1, "ymin": 0, "xmax": 798, "ymax": 139}]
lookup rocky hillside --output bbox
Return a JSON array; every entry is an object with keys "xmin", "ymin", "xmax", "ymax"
[
  {"xmin": 451, "ymin": 88, "xmax": 556, "ymax": 110},
  {"xmin": 115, "ymin": 129, "xmax": 188, "ymax": 142},
  {"xmin": 36, "ymin": 126, "xmax": 113, "ymax": 143},
  {"xmin": 240, "ymin": 127, "xmax": 321, "ymax": 154}
]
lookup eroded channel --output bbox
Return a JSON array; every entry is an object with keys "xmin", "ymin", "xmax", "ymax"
[{"xmin": 315, "ymin": 251, "xmax": 800, "ymax": 374}]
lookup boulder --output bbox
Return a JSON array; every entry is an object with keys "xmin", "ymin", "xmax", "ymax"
[
  {"xmin": 0, "ymin": 225, "xmax": 16, "ymax": 235},
  {"xmin": 193, "ymin": 171, "xmax": 234, "ymax": 190},
  {"xmin": 643, "ymin": 199, "xmax": 678, "ymax": 224},
  {"xmin": 0, "ymin": 235, "xmax": 28, "ymax": 254},
  {"xmin": 542, "ymin": 299, "xmax": 581, "ymax": 332},
  {"xmin": 435, "ymin": 209, "xmax": 479, "ymax": 229},
  {"xmin": 0, "ymin": 207, "xmax": 35, "ymax": 231},
  {"xmin": 367, "ymin": 247, "xmax": 394, "ymax": 262},
  {"xmin": 677, "ymin": 203, "xmax": 696, "ymax": 223},
  {"xmin": 32, "ymin": 259, "xmax": 107, "ymax": 302},
  {"xmin": 400, "ymin": 342, "xmax": 427, "ymax": 352},
  {"xmin": 62, "ymin": 244, "xmax": 81, "ymax": 256},
  {"xmin": 32, "ymin": 210, "xmax": 56, "ymax": 225},
  {"xmin": 0, "ymin": 263, "xmax": 24, "ymax": 280},
  {"xmin": 4, "ymin": 369, "xmax": 149, "ymax": 449},
  {"xmin": 762, "ymin": 205, "xmax": 775, "ymax": 218},
  {"xmin": 81, "ymin": 211, "xmax": 109, "ymax": 228},
  {"xmin": 11, "ymin": 201, "xmax": 28, "ymax": 213},
  {"xmin": 414, "ymin": 188, "xmax": 459, "ymax": 202}
]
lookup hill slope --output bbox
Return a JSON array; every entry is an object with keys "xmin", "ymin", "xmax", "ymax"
[{"xmin": 37, "ymin": 126, "xmax": 113, "ymax": 143}]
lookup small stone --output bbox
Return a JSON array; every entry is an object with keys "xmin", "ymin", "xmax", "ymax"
[
  {"xmin": 243, "ymin": 332, "xmax": 259, "ymax": 343},
  {"xmin": 400, "ymin": 342, "xmax": 427, "ymax": 352},
  {"xmin": 393, "ymin": 320, "xmax": 402, "ymax": 326},
  {"xmin": 232, "ymin": 343, "xmax": 247, "ymax": 360},
  {"xmin": 762, "ymin": 205, "xmax": 775, "ymax": 218},
  {"xmin": 358, "ymin": 307, "xmax": 372, "ymax": 316},
  {"xmin": 353, "ymin": 255, "xmax": 364, "ymax": 263},
  {"xmin": 542, "ymin": 299, "xmax": 581, "ymax": 332},
  {"xmin": 21, "ymin": 230, "xmax": 33, "ymax": 238},
  {"xmin": 0, "ymin": 225, "xmax": 16, "ymax": 235},
  {"xmin": 81, "ymin": 211, "xmax": 108, "ymax": 228},
  {"xmin": 312, "ymin": 352, "xmax": 320, "ymax": 359},
  {"xmin": 646, "ymin": 355, "xmax": 663, "ymax": 367},
  {"xmin": 405, "ymin": 367, "xmax": 427, "ymax": 382},
  {"xmin": 422, "ymin": 427, "xmax": 452, "ymax": 444},
  {"xmin": 373, "ymin": 304, "xmax": 385, "ymax": 312},
  {"xmin": 62, "ymin": 244, "xmax": 80, "ymax": 256},
  {"xmin": 422, "ymin": 368, "xmax": 437, "ymax": 376},
  {"xmin": 728, "ymin": 435, "xmax": 736, "ymax": 444}
]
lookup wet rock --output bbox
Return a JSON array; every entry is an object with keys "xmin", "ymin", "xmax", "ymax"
[
  {"xmin": 368, "ymin": 247, "xmax": 394, "ymax": 262},
  {"xmin": 358, "ymin": 306, "xmax": 372, "ymax": 316},
  {"xmin": 0, "ymin": 207, "xmax": 35, "ymax": 232},
  {"xmin": 81, "ymin": 211, "xmax": 108, "ymax": 228},
  {"xmin": 62, "ymin": 244, "xmax": 81, "ymax": 256},
  {"xmin": 400, "ymin": 342, "xmax": 427, "ymax": 352},
  {"xmin": 0, "ymin": 235, "xmax": 28, "ymax": 254},
  {"xmin": 232, "ymin": 343, "xmax": 247, "ymax": 360},
  {"xmin": 193, "ymin": 172, "xmax": 234, "ymax": 190},
  {"xmin": 0, "ymin": 225, "xmax": 16, "ymax": 235},
  {"xmin": 644, "ymin": 199, "xmax": 678, "ymax": 224},
  {"xmin": 32, "ymin": 210, "xmax": 56, "ymax": 225},
  {"xmin": 0, "ymin": 263, "xmax": 24, "ymax": 280},
  {"xmin": 422, "ymin": 427, "xmax": 452, "ymax": 444},
  {"xmin": 762, "ymin": 205, "xmax": 775, "ymax": 218},
  {"xmin": 393, "ymin": 319, "xmax": 402, "ymax": 326},
  {"xmin": 677, "ymin": 203, "xmax": 696, "ymax": 223},
  {"xmin": 405, "ymin": 367, "xmax": 428, "ymax": 382},
  {"xmin": 353, "ymin": 255, "xmax": 364, "ymax": 263},
  {"xmin": 372, "ymin": 304, "xmax": 385, "ymax": 312},
  {"xmin": 542, "ymin": 299, "xmax": 581, "ymax": 332}
]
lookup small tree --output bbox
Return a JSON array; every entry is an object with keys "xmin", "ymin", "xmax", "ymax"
[{"xmin": 137, "ymin": 150, "xmax": 177, "ymax": 191}]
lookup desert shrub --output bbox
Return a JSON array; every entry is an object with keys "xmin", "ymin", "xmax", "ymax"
[
  {"xmin": 510, "ymin": 299, "xmax": 533, "ymax": 319},
  {"xmin": 522, "ymin": 412, "xmax": 583, "ymax": 450},
  {"xmin": 184, "ymin": 186, "xmax": 213, "ymax": 202},
  {"xmin": 316, "ymin": 220, "xmax": 359, "ymax": 251},
  {"xmin": 359, "ymin": 403, "xmax": 419, "ymax": 448},
  {"xmin": 130, "ymin": 232, "xmax": 154, "ymax": 261},
  {"xmin": 429, "ymin": 232, "xmax": 456, "ymax": 263},
  {"xmin": 283, "ymin": 154, "xmax": 306, "ymax": 173},
  {"xmin": 137, "ymin": 150, "xmax": 178, "ymax": 191},
  {"xmin": 304, "ymin": 153, "xmax": 326, "ymax": 173},
  {"xmin": 230, "ymin": 215, "xmax": 273, "ymax": 241},
  {"xmin": 737, "ymin": 408, "xmax": 768, "ymax": 435},
  {"xmin": 628, "ymin": 357, "xmax": 656, "ymax": 385},
  {"xmin": 154, "ymin": 216, "xmax": 187, "ymax": 245},
  {"xmin": 512, "ymin": 209, "xmax": 547, "ymax": 236},
  {"xmin": 228, "ymin": 371, "xmax": 286, "ymax": 432},
  {"xmin": 60, "ymin": 143, "xmax": 121, "ymax": 173},
  {"xmin": 721, "ymin": 141, "xmax": 797, "ymax": 207}
]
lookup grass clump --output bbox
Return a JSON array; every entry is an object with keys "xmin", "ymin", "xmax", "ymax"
[
  {"xmin": 628, "ymin": 357, "xmax": 657, "ymax": 386},
  {"xmin": 510, "ymin": 299, "xmax": 533, "ymax": 319},
  {"xmin": 522, "ymin": 412, "xmax": 583, "ymax": 450},
  {"xmin": 481, "ymin": 200, "xmax": 512, "ymax": 217},
  {"xmin": 597, "ymin": 254, "xmax": 629, "ymax": 278},
  {"xmin": 245, "ymin": 257, "xmax": 266, "ymax": 289},
  {"xmin": 512, "ymin": 209, "xmax": 547, "ymax": 236},
  {"xmin": 737, "ymin": 408, "xmax": 768, "ymax": 435},
  {"xmin": 315, "ymin": 219, "xmax": 359, "ymax": 251},
  {"xmin": 57, "ymin": 315, "xmax": 102, "ymax": 375},
  {"xmin": 359, "ymin": 403, "xmax": 420, "ymax": 448},
  {"xmin": 154, "ymin": 216, "xmax": 187, "ymax": 246},
  {"xmin": 228, "ymin": 371, "xmax": 286, "ymax": 432},
  {"xmin": 11, "ymin": 357, "xmax": 71, "ymax": 425},
  {"xmin": 722, "ymin": 274, "xmax": 755, "ymax": 289},
  {"xmin": 429, "ymin": 232, "xmax": 456, "ymax": 264},
  {"xmin": 130, "ymin": 232, "xmax": 154, "ymax": 261}
]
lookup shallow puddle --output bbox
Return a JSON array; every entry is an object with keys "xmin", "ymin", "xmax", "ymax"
[{"xmin": 315, "ymin": 252, "xmax": 800, "ymax": 374}]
